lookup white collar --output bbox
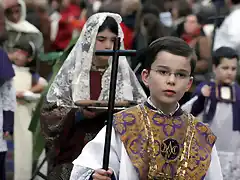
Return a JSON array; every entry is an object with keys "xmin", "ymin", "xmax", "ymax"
[{"xmin": 147, "ymin": 97, "xmax": 180, "ymax": 116}]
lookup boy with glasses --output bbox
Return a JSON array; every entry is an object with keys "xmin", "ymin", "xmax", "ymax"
[{"xmin": 70, "ymin": 37, "xmax": 223, "ymax": 180}]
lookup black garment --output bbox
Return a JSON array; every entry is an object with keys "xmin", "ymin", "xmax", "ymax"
[{"xmin": 0, "ymin": 152, "xmax": 6, "ymax": 180}]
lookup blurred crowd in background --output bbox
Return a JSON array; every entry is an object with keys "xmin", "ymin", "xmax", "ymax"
[{"xmin": 1, "ymin": 0, "xmax": 240, "ymax": 179}]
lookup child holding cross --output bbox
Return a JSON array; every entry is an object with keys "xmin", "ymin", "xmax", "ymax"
[
  {"xmin": 40, "ymin": 12, "xmax": 146, "ymax": 179},
  {"xmin": 70, "ymin": 37, "xmax": 223, "ymax": 180}
]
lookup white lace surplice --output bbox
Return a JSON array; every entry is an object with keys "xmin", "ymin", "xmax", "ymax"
[
  {"xmin": 182, "ymin": 98, "xmax": 240, "ymax": 180},
  {"xmin": 209, "ymin": 103, "xmax": 240, "ymax": 180},
  {"xmin": 0, "ymin": 80, "xmax": 16, "ymax": 152}
]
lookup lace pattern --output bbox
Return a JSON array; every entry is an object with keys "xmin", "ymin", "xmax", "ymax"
[
  {"xmin": 0, "ymin": 79, "xmax": 16, "ymax": 152},
  {"xmin": 70, "ymin": 165, "xmax": 94, "ymax": 180},
  {"xmin": 0, "ymin": 80, "xmax": 16, "ymax": 111},
  {"xmin": 47, "ymin": 12, "xmax": 146, "ymax": 107},
  {"xmin": 218, "ymin": 146, "xmax": 240, "ymax": 179}
]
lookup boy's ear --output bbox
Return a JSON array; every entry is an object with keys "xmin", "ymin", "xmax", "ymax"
[
  {"xmin": 212, "ymin": 64, "xmax": 217, "ymax": 74},
  {"xmin": 186, "ymin": 76, "xmax": 193, "ymax": 92},
  {"xmin": 141, "ymin": 69, "xmax": 150, "ymax": 87}
]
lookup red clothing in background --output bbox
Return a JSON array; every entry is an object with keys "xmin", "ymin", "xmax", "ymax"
[
  {"xmin": 120, "ymin": 22, "xmax": 134, "ymax": 49},
  {"xmin": 51, "ymin": 4, "xmax": 81, "ymax": 51}
]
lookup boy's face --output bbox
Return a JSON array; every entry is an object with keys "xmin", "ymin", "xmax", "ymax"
[
  {"xmin": 11, "ymin": 50, "xmax": 31, "ymax": 67},
  {"xmin": 213, "ymin": 57, "xmax": 238, "ymax": 85},
  {"xmin": 142, "ymin": 51, "xmax": 193, "ymax": 106}
]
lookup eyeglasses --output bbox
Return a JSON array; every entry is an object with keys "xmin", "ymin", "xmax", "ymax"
[{"xmin": 151, "ymin": 69, "xmax": 192, "ymax": 80}]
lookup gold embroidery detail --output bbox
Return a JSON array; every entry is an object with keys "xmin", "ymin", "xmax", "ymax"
[
  {"xmin": 113, "ymin": 104, "xmax": 216, "ymax": 179},
  {"xmin": 161, "ymin": 139, "xmax": 179, "ymax": 160}
]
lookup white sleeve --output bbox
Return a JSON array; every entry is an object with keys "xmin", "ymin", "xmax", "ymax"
[
  {"xmin": 214, "ymin": 12, "xmax": 240, "ymax": 51},
  {"xmin": 204, "ymin": 145, "xmax": 223, "ymax": 180},
  {"xmin": 70, "ymin": 165, "xmax": 94, "ymax": 180},
  {"xmin": 38, "ymin": 77, "xmax": 48, "ymax": 87},
  {"xmin": 70, "ymin": 126, "xmax": 122, "ymax": 180},
  {"xmin": 181, "ymin": 96, "xmax": 198, "ymax": 113},
  {"xmin": 1, "ymin": 79, "xmax": 16, "ymax": 111}
]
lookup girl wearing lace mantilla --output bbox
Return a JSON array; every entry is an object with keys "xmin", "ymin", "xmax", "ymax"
[{"xmin": 40, "ymin": 12, "xmax": 146, "ymax": 180}]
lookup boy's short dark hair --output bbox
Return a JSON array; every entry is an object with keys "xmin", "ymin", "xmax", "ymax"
[
  {"xmin": 212, "ymin": 46, "xmax": 239, "ymax": 67},
  {"xmin": 141, "ymin": 36, "xmax": 196, "ymax": 75}
]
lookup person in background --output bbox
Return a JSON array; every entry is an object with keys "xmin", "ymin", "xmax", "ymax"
[
  {"xmin": 0, "ymin": 49, "xmax": 16, "ymax": 180},
  {"xmin": 214, "ymin": 0, "xmax": 240, "ymax": 55},
  {"xmin": 25, "ymin": 0, "xmax": 51, "ymax": 52},
  {"xmin": 2, "ymin": 0, "xmax": 44, "ymax": 57},
  {"xmin": 131, "ymin": 3, "xmax": 169, "ymax": 96},
  {"xmin": 40, "ymin": 13, "xmax": 146, "ymax": 180},
  {"xmin": 171, "ymin": 0, "xmax": 192, "ymax": 35},
  {"xmin": 0, "ymin": 4, "xmax": 15, "ymax": 180},
  {"xmin": 119, "ymin": 0, "xmax": 141, "ymax": 50},
  {"xmin": 10, "ymin": 40, "xmax": 47, "ymax": 180},
  {"xmin": 182, "ymin": 46, "xmax": 240, "ymax": 179},
  {"xmin": 179, "ymin": 12, "xmax": 211, "ymax": 105},
  {"xmin": 50, "ymin": 0, "xmax": 81, "ymax": 51}
]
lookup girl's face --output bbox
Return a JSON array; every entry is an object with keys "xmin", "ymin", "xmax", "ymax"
[
  {"xmin": 184, "ymin": 15, "xmax": 200, "ymax": 34},
  {"xmin": 51, "ymin": 0, "xmax": 61, "ymax": 10},
  {"xmin": 5, "ymin": 4, "xmax": 21, "ymax": 23},
  {"xmin": 11, "ymin": 50, "xmax": 31, "ymax": 67},
  {"xmin": 95, "ymin": 28, "xmax": 117, "ymax": 63}
]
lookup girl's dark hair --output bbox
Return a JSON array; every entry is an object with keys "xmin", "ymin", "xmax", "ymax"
[
  {"xmin": 98, "ymin": 16, "xmax": 118, "ymax": 35},
  {"xmin": 213, "ymin": 46, "xmax": 239, "ymax": 66},
  {"xmin": 174, "ymin": 0, "xmax": 192, "ymax": 18},
  {"xmin": 142, "ymin": 13, "xmax": 168, "ymax": 45},
  {"xmin": 141, "ymin": 3, "xmax": 160, "ymax": 18}
]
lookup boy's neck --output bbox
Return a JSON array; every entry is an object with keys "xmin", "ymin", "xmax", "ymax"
[
  {"xmin": 215, "ymin": 79, "xmax": 233, "ymax": 86},
  {"xmin": 149, "ymin": 97, "xmax": 179, "ymax": 115}
]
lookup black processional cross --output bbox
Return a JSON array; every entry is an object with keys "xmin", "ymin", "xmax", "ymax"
[{"xmin": 95, "ymin": 37, "xmax": 137, "ymax": 169}]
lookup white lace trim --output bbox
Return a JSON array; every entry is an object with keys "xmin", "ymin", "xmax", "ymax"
[
  {"xmin": 70, "ymin": 165, "xmax": 94, "ymax": 180},
  {"xmin": 0, "ymin": 79, "xmax": 16, "ymax": 152},
  {"xmin": 46, "ymin": 12, "xmax": 146, "ymax": 107},
  {"xmin": 1, "ymin": 80, "xmax": 16, "ymax": 111},
  {"xmin": 218, "ymin": 149, "xmax": 240, "ymax": 179}
]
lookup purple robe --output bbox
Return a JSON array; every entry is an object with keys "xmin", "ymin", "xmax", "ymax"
[
  {"xmin": 190, "ymin": 81, "xmax": 240, "ymax": 131},
  {"xmin": 0, "ymin": 49, "xmax": 14, "ymax": 86},
  {"xmin": 0, "ymin": 48, "xmax": 15, "ymax": 134}
]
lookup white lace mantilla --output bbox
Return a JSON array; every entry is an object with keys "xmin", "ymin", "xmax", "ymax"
[{"xmin": 47, "ymin": 12, "xmax": 146, "ymax": 107}]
